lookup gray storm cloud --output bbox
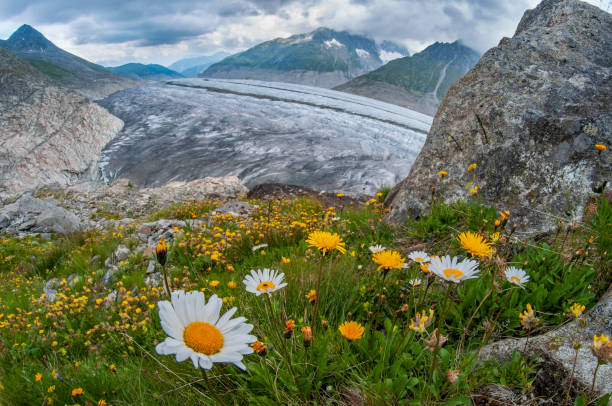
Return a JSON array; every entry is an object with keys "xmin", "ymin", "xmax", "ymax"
[{"xmin": 0, "ymin": 0, "xmax": 542, "ymax": 65}]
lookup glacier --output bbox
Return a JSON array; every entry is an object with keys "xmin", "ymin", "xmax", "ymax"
[{"xmin": 97, "ymin": 78, "xmax": 432, "ymax": 194}]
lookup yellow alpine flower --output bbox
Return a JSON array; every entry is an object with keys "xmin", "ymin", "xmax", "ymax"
[
  {"xmin": 372, "ymin": 250, "xmax": 406, "ymax": 272},
  {"xmin": 568, "ymin": 303, "xmax": 585, "ymax": 318},
  {"xmin": 457, "ymin": 231, "xmax": 494, "ymax": 258},
  {"xmin": 338, "ymin": 321, "xmax": 365, "ymax": 341},
  {"xmin": 306, "ymin": 231, "xmax": 346, "ymax": 255}
]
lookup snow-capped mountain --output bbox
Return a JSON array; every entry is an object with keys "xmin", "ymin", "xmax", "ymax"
[{"xmin": 201, "ymin": 28, "xmax": 408, "ymax": 88}]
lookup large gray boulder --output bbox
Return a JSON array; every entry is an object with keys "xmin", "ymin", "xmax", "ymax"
[
  {"xmin": 386, "ymin": 0, "xmax": 611, "ymax": 234},
  {"xmin": 0, "ymin": 193, "xmax": 81, "ymax": 234}
]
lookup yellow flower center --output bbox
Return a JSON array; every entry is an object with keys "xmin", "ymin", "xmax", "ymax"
[
  {"xmin": 415, "ymin": 257, "xmax": 424, "ymax": 262},
  {"xmin": 443, "ymin": 268, "xmax": 465, "ymax": 279},
  {"xmin": 256, "ymin": 281, "xmax": 275, "ymax": 292},
  {"xmin": 183, "ymin": 322, "xmax": 224, "ymax": 355},
  {"xmin": 511, "ymin": 276, "xmax": 521, "ymax": 284}
]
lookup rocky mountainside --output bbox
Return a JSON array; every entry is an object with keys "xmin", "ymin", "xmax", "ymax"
[
  {"xmin": 0, "ymin": 24, "xmax": 135, "ymax": 99},
  {"xmin": 108, "ymin": 63, "xmax": 183, "ymax": 81},
  {"xmin": 201, "ymin": 27, "xmax": 408, "ymax": 88},
  {"xmin": 168, "ymin": 52, "xmax": 231, "ymax": 76},
  {"xmin": 0, "ymin": 47, "xmax": 124, "ymax": 202},
  {"xmin": 385, "ymin": 0, "xmax": 611, "ymax": 234},
  {"xmin": 335, "ymin": 41, "xmax": 480, "ymax": 116}
]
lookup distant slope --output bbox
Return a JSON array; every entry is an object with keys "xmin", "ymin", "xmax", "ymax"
[
  {"xmin": 0, "ymin": 47, "xmax": 123, "ymax": 200},
  {"xmin": 201, "ymin": 27, "xmax": 408, "ymax": 88},
  {"xmin": 168, "ymin": 52, "xmax": 230, "ymax": 76},
  {"xmin": 0, "ymin": 24, "xmax": 135, "ymax": 99},
  {"xmin": 335, "ymin": 41, "xmax": 480, "ymax": 116},
  {"xmin": 108, "ymin": 63, "xmax": 183, "ymax": 81}
]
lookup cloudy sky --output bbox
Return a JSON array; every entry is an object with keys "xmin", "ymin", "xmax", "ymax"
[{"xmin": 0, "ymin": 0, "xmax": 608, "ymax": 66}]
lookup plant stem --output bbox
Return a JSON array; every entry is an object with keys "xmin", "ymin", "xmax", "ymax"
[
  {"xmin": 457, "ymin": 275, "xmax": 495, "ymax": 360},
  {"xmin": 477, "ymin": 289, "xmax": 512, "ymax": 358},
  {"xmin": 591, "ymin": 362, "xmax": 601, "ymax": 394},
  {"xmin": 436, "ymin": 284, "xmax": 453, "ymax": 331},
  {"xmin": 565, "ymin": 347, "xmax": 579, "ymax": 406},
  {"xmin": 161, "ymin": 263, "xmax": 171, "ymax": 299},
  {"xmin": 311, "ymin": 256, "xmax": 324, "ymax": 329},
  {"xmin": 373, "ymin": 270, "xmax": 389, "ymax": 329},
  {"xmin": 522, "ymin": 327, "xmax": 531, "ymax": 355},
  {"xmin": 200, "ymin": 369, "xmax": 226, "ymax": 406}
]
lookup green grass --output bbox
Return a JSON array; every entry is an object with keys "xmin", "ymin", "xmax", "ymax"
[{"xmin": 0, "ymin": 196, "xmax": 608, "ymax": 405}]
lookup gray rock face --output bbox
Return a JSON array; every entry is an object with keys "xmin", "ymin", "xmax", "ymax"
[
  {"xmin": 0, "ymin": 47, "xmax": 124, "ymax": 201},
  {"xmin": 386, "ymin": 0, "xmax": 611, "ymax": 234},
  {"xmin": 479, "ymin": 289, "xmax": 612, "ymax": 401},
  {"xmin": 0, "ymin": 194, "xmax": 81, "ymax": 234}
]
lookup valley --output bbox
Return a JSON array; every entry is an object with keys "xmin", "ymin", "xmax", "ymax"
[{"xmin": 97, "ymin": 79, "xmax": 431, "ymax": 194}]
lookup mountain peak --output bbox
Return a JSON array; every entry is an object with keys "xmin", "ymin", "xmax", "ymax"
[{"xmin": 7, "ymin": 24, "xmax": 58, "ymax": 52}]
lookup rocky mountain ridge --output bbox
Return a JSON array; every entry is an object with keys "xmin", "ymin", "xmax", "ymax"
[
  {"xmin": 0, "ymin": 24, "xmax": 135, "ymax": 99},
  {"xmin": 108, "ymin": 63, "xmax": 184, "ymax": 81},
  {"xmin": 335, "ymin": 41, "xmax": 480, "ymax": 116},
  {"xmin": 0, "ymin": 47, "xmax": 123, "ymax": 201},
  {"xmin": 168, "ymin": 52, "xmax": 231, "ymax": 76},
  {"xmin": 201, "ymin": 27, "xmax": 409, "ymax": 88},
  {"xmin": 385, "ymin": 0, "xmax": 612, "ymax": 234}
]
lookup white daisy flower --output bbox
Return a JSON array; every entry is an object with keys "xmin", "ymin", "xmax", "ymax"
[
  {"xmin": 429, "ymin": 255, "xmax": 480, "ymax": 283},
  {"xmin": 408, "ymin": 279, "xmax": 422, "ymax": 286},
  {"xmin": 505, "ymin": 266, "xmax": 529, "ymax": 288},
  {"xmin": 369, "ymin": 244, "xmax": 387, "ymax": 254},
  {"xmin": 243, "ymin": 268, "xmax": 287, "ymax": 296},
  {"xmin": 408, "ymin": 251, "xmax": 430, "ymax": 264},
  {"xmin": 155, "ymin": 290, "xmax": 255, "ymax": 370},
  {"xmin": 251, "ymin": 243, "xmax": 268, "ymax": 252}
]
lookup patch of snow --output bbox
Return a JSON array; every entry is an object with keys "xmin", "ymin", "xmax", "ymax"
[
  {"xmin": 323, "ymin": 38, "xmax": 344, "ymax": 48},
  {"xmin": 379, "ymin": 50, "xmax": 404, "ymax": 64},
  {"xmin": 288, "ymin": 34, "xmax": 313, "ymax": 44},
  {"xmin": 355, "ymin": 48, "xmax": 370, "ymax": 58}
]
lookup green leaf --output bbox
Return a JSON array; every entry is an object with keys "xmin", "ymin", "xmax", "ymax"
[
  {"xmin": 573, "ymin": 393, "xmax": 587, "ymax": 406},
  {"xmin": 595, "ymin": 394, "xmax": 611, "ymax": 406},
  {"xmin": 442, "ymin": 396, "xmax": 472, "ymax": 405}
]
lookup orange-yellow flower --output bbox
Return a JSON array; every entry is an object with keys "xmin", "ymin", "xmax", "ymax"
[
  {"xmin": 306, "ymin": 231, "xmax": 346, "ymax": 255},
  {"xmin": 284, "ymin": 320, "xmax": 295, "ymax": 338},
  {"xmin": 595, "ymin": 144, "xmax": 607, "ymax": 151},
  {"xmin": 156, "ymin": 239, "xmax": 167, "ymax": 266},
  {"xmin": 467, "ymin": 163, "xmax": 477, "ymax": 171},
  {"xmin": 372, "ymin": 250, "xmax": 405, "ymax": 272},
  {"xmin": 457, "ymin": 231, "xmax": 494, "ymax": 258},
  {"xmin": 439, "ymin": 170, "xmax": 448, "ymax": 177},
  {"xmin": 71, "ymin": 388, "xmax": 84, "ymax": 396},
  {"xmin": 338, "ymin": 321, "xmax": 365, "ymax": 341},
  {"xmin": 35, "ymin": 372, "xmax": 42, "ymax": 381},
  {"xmin": 252, "ymin": 340, "xmax": 267, "ymax": 355},
  {"xmin": 306, "ymin": 290, "xmax": 317, "ymax": 303},
  {"xmin": 519, "ymin": 304, "xmax": 539, "ymax": 329},
  {"xmin": 301, "ymin": 326, "xmax": 313, "ymax": 346}
]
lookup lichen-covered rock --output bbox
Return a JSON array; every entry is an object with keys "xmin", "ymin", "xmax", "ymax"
[
  {"xmin": 0, "ymin": 193, "xmax": 81, "ymax": 234},
  {"xmin": 479, "ymin": 289, "xmax": 612, "ymax": 401},
  {"xmin": 386, "ymin": 0, "xmax": 611, "ymax": 234}
]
